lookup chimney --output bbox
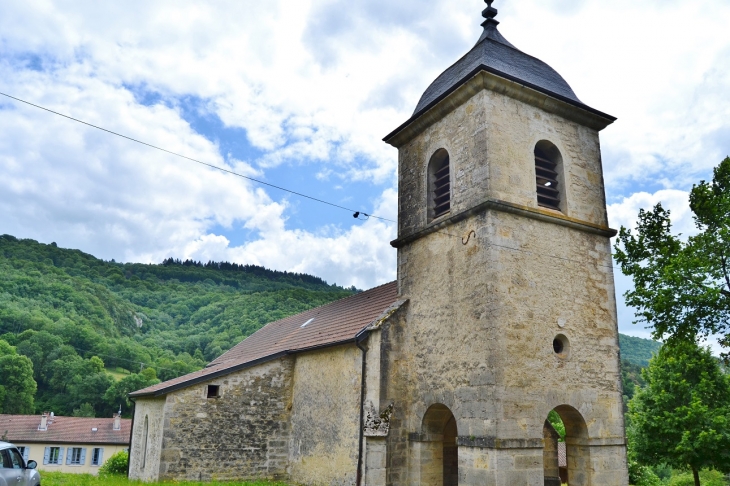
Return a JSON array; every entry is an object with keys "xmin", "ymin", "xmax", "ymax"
[
  {"xmin": 113, "ymin": 406, "xmax": 122, "ymax": 431},
  {"xmin": 38, "ymin": 412, "xmax": 48, "ymax": 431}
]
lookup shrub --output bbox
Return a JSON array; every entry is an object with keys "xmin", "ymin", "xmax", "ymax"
[
  {"xmin": 99, "ymin": 450, "xmax": 128, "ymax": 476},
  {"xmin": 667, "ymin": 469, "xmax": 728, "ymax": 486},
  {"xmin": 628, "ymin": 459, "xmax": 661, "ymax": 486}
]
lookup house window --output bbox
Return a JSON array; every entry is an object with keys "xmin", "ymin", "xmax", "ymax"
[
  {"xmin": 16, "ymin": 447, "xmax": 28, "ymax": 463},
  {"xmin": 69, "ymin": 447, "xmax": 83, "ymax": 465},
  {"xmin": 534, "ymin": 141, "xmax": 563, "ymax": 211},
  {"xmin": 428, "ymin": 149, "xmax": 451, "ymax": 221},
  {"xmin": 207, "ymin": 384, "xmax": 220, "ymax": 398},
  {"xmin": 91, "ymin": 447, "xmax": 104, "ymax": 466},
  {"xmin": 47, "ymin": 447, "xmax": 61, "ymax": 465}
]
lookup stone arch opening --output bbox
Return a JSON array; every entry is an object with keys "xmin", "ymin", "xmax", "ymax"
[
  {"xmin": 421, "ymin": 403, "xmax": 458, "ymax": 486},
  {"xmin": 543, "ymin": 405, "xmax": 591, "ymax": 486},
  {"xmin": 427, "ymin": 148, "xmax": 451, "ymax": 221}
]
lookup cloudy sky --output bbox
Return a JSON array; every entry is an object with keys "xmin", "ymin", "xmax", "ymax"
[{"xmin": 1, "ymin": 0, "xmax": 728, "ymax": 341}]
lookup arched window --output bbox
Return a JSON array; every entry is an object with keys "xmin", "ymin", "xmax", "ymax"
[
  {"xmin": 141, "ymin": 415, "xmax": 148, "ymax": 469},
  {"xmin": 428, "ymin": 149, "xmax": 451, "ymax": 221},
  {"xmin": 534, "ymin": 141, "xmax": 563, "ymax": 211}
]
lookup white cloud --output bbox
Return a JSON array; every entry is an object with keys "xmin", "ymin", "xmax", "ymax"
[
  {"xmin": 0, "ymin": 0, "xmax": 728, "ymax": 293},
  {"xmin": 607, "ymin": 189, "xmax": 695, "ymax": 237}
]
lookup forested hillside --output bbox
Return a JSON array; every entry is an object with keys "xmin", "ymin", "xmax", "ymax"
[
  {"xmin": 619, "ymin": 333, "xmax": 662, "ymax": 367},
  {"xmin": 0, "ymin": 235, "xmax": 353, "ymax": 418},
  {"xmin": 0, "ymin": 234, "xmax": 664, "ymax": 420}
]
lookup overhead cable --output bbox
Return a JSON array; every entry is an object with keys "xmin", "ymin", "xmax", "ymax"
[{"xmin": 0, "ymin": 91, "xmax": 395, "ymax": 223}]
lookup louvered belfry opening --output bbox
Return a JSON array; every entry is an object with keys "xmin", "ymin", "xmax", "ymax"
[
  {"xmin": 430, "ymin": 149, "xmax": 451, "ymax": 221},
  {"xmin": 535, "ymin": 142, "xmax": 561, "ymax": 210}
]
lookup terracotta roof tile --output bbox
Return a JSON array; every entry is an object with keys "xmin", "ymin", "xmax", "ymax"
[
  {"xmin": 130, "ymin": 281, "xmax": 399, "ymax": 397},
  {"xmin": 0, "ymin": 414, "xmax": 130, "ymax": 445}
]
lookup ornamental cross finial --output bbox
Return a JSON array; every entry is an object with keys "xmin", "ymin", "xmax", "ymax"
[{"xmin": 482, "ymin": 0, "xmax": 498, "ymax": 22}]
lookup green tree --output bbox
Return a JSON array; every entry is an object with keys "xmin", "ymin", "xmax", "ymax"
[
  {"xmin": 72, "ymin": 402, "xmax": 96, "ymax": 417},
  {"xmin": 0, "ymin": 354, "xmax": 37, "ymax": 414},
  {"xmin": 614, "ymin": 157, "xmax": 730, "ymax": 353},
  {"xmin": 629, "ymin": 341, "xmax": 730, "ymax": 486},
  {"xmin": 104, "ymin": 373, "xmax": 159, "ymax": 412}
]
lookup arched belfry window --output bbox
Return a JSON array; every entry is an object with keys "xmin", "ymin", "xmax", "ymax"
[
  {"xmin": 534, "ymin": 141, "xmax": 563, "ymax": 211},
  {"xmin": 428, "ymin": 149, "xmax": 451, "ymax": 221}
]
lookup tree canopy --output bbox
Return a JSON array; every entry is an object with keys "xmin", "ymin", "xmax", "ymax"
[
  {"xmin": 614, "ymin": 157, "xmax": 730, "ymax": 355},
  {"xmin": 0, "ymin": 342, "xmax": 37, "ymax": 414},
  {"xmin": 629, "ymin": 340, "xmax": 730, "ymax": 486},
  {"xmin": 0, "ymin": 234, "xmax": 354, "ymax": 417}
]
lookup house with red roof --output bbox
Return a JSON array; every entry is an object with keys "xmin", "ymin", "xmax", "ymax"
[{"xmin": 0, "ymin": 412, "xmax": 130, "ymax": 475}]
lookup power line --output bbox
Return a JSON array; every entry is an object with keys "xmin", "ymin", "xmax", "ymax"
[
  {"xmin": 0, "ymin": 91, "xmax": 396, "ymax": 223},
  {"xmin": 0, "ymin": 91, "xmax": 624, "ymax": 262}
]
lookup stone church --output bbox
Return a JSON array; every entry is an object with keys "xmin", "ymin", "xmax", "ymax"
[{"xmin": 128, "ymin": 2, "xmax": 629, "ymax": 484}]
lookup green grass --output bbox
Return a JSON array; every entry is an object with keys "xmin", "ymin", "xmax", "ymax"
[
  {"xmin": 41, "ymin": 472, "xmax": 290, "ymax": 486},
  {"xmin": 106, "ymin": 367, "xmax": 131, "ymax": 381}
]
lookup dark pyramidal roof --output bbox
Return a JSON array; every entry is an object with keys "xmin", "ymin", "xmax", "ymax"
[{"xmin": 411, "ymin": 0, "xmax": 604, "ymax": 119}]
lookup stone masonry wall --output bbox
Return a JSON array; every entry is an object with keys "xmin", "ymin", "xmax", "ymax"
[
  {"xmin": 157, "ymin": 357, "xmax": 294, "ymax": 482},
  {"xmin": 396, "ymin": 88, "xmax": 609, "ymax": 239},
  {"xmin": 289, "ymin": 344, "xmax": 363, "ymax": 486},
  {"xmin": 384, "ymin": 83, "xmax": 628, "ymax": 485}
]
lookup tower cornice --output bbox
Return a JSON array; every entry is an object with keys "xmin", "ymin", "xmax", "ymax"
[
  {"xmin": 390, "ymin": 197, "xmax": 617, "ymax": 249},
  {"xmin": 384, "ymin": 69, "xmax": 615, "ymax": 148}
]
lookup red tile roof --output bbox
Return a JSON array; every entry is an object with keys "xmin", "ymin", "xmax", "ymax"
[
  {"xmin": 130, "ymin": 281, "xmax": 400, "ymax": 398},
  {"xmin": 0, "ymin": 414, "xmax": 131, "ymax": 445}
]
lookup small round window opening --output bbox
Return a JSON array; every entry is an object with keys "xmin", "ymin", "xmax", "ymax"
[{"xmin": 553, "ymin": 334, "xmax": 569, "ymax": 358}]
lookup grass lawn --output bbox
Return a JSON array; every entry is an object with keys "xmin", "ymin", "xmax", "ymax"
[{"xmin": 41, "ymin": 472, "xmax": 289, "ymax": 486}]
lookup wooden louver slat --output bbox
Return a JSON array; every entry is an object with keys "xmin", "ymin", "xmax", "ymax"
[
  {"xmin": 535, "ymin": 150, "xmax": 560, "ymax": 210},
  {"xmin": 432, "ymin": 159, "xmax": 450, "ymax": 219}
]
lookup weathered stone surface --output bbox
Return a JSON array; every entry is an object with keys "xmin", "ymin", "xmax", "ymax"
[
  {"xmin": 289, "ymin": 344, "xmax": 362, "ymax": 486},
  {"xmin": 131, "ymin": 358, "xmax": 295, "ymax": 482},
  {"xmin": 375, "ymin": 76, "xmax": 628, "ymax": 485},
  {"xmin": 128, "ymin": 397, "xmax": 165, "ymax": 482}
]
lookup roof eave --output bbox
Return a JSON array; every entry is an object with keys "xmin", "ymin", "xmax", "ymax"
[
  {"xmin": 6, "ymin": 439, "xmax": 130, "ymax": 446},
  {"xmin": 383, "ymin": 67, "xmax": 616, "ymax": 148}
]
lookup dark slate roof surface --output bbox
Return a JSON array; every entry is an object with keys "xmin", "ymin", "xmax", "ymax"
[
  {"xmin": 413, "ymin": 23, "xmax": 584, "ymax": 117},
  {"xmin": 0, "ymin": 414, "xmax": 131, "ymax": 445},
  {"xmin": 130, "ymin": 281, "xmax": 399, "ymax": 397}
]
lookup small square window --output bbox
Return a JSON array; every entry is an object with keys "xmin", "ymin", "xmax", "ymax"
[{"xmin": 206, "ymin": 385, "xmax": 220, "ymax": 398}]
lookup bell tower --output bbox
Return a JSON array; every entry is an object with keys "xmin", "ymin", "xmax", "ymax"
[{"xmin": 379, "ymin": 1, "xmax": 629, "ymax": 484}]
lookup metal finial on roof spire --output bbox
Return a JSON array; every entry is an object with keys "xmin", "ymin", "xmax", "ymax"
[{"xmin": 482, "ymin": 0, "xmax": 499, "ymax": 26}]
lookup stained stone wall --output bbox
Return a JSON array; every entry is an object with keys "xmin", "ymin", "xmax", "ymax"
[
  {"xmin": 128, "ymin": 397, "xmax": 166, "ymax": 481},
  {"xmin": 289, "ymin": 344, "xmax": 363, "ymax": 485},
  {"xmin": 383, "ymin": 77, "xmax": 628, "ymax": 485},
  {"xmin": 130, "ymin": 346, "xmax": 367, "ymax": 484},
  {"xmin": 132, "ymin": 357, "xmax": 296, "ymax": 482}
]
